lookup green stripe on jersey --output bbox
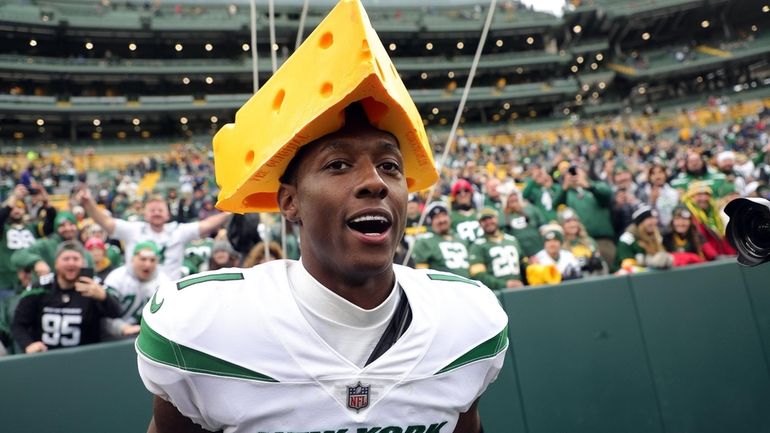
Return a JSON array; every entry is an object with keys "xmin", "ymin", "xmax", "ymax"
[
  {"xmin": 137, "ymin": 319, "xmax": 278, "ymax": 382},
  {"xmin": 176, "ymin": 272, "xmax": 244, "ymax": 290},
  {"xmin": 436, "ymin": 326, "xmax": 508, "ymax": 374},
  {"xmin": 427, "ymin": 273, "xmax": 478, "ymax": 286}
]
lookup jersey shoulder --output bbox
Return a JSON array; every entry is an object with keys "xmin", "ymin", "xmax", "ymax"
[
  {"xmin": 472, "ymin": 237, "xmax": 487, "ymax": 246},
  {"xmin": 394, "ymin": 266, "xmax": 508, "ymax": 375},
  {"xmin": 137, "ymin": 262, "xmax": 295, "ymax": 380},
  {"xmin": 502, "ymin": 233, "xmax": 518, "ymax": 243},
  {"xmin": 415, "ymin": 232, "xmax": 436, "ymax": 241}
]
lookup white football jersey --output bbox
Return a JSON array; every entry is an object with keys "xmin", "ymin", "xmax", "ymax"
[
  {"xmin": 104, "ymin": 265, "xmax": 172, "ymax": 324},
  {"xmin": 136, "ymin": 260, "xmax": 508, "ymax": 433}
]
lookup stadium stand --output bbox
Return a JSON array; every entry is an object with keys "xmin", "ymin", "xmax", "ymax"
[{"xmin": 1, "ymin": 0, "xmax": 770, "ymax": 431}]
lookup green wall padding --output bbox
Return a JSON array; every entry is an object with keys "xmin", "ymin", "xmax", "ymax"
[
  {"xmin": 502, "ymin": 275, "xmax": 663, "ymax": 433},
  {"xmin": 740, "ymin": 263, "xmax": 770, "ymax": 374},
  {"xmin": 0, "ymin": 339, "xmax": 151, "ymax": 433},
  {"xmin": 3, "ymin": 260, "xmax": 770, "ymax": 433},
  {"xmin": 630, "ymin": 262, "xmax": 770, "ymax": 433},
  {"xmin": 479, "ymin": 339, "xmax": 527, "ymax": 433}
]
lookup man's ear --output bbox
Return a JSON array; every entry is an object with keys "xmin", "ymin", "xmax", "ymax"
[{"xmin": 278, "ymin": 184, "xmax": 300, "ymax": 223}]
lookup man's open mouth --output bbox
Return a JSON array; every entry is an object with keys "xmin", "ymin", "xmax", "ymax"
[{"xmin": 347, "ymin": 214, "xmax": 392, "ymax": 236}]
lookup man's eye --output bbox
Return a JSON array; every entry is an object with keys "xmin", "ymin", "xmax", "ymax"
[
  {"xmin": 326, "ymin": 161, "xmax": 350, "ymax": 170},
  {"xmin": 380, "ymin": 161, "xmax": 401, "ymax": 172}
]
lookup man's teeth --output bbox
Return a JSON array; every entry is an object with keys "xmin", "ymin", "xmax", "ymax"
[{"xmin": 351, "ymin": 215, "xmax": 388, "ymax": 224}]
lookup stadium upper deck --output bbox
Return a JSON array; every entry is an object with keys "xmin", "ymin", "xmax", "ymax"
[{"xmin": 0, "ymin": 0, "xmax": 768, "ymax": 145}]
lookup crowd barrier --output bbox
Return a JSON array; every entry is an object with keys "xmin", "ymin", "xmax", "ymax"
[{"xmin": 2, "ymin": 259, "xmax": 769, "ymax": 433}]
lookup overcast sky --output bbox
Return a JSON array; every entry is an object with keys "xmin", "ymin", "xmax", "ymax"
[{"xmin": 520, "ymin": 0, "xmax": 565, "ymax": 16}]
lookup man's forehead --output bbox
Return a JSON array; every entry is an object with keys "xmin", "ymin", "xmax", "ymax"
[{"xmin": 313, "ymin": 133, "xmax": 401, "ymax": 156}]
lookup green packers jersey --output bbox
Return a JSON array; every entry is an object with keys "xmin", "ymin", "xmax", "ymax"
[
  {"xmin": 412, "ymin": 232, "xmax": 470, "ymax": 277},
  {"xmin": 0, "ymin": 223, "xmax": 37, "ymax": 289},
  {"xmin": 616, "ymin": 231, "xmax": 646, "ymax": 268},
  {"xmin": 468, "ymin": 233, "xmax": 523, "ymax": 290},
  {"xmin": 450, "ymin": 210, "xmax": 482, "ymax": 243},
  {"xmin": 182, "ymin": 238, "xmax": 214, "ymax": 276}
]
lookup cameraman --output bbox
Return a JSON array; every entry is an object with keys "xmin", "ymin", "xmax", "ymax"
[{"xmin": 11, "ymin": 241, "xmax": 121, "ymax": 354}]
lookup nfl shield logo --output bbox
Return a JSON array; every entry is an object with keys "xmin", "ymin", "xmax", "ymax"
[{"xmin": 347, "ymin": 381, "xmax": 370, "ymax": 411}]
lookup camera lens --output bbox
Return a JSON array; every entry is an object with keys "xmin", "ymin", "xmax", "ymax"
[
  {"xmin": 730, "ymin": 201, "xmax": 770, "ymax": 265},
  {"xmin": 748, "ymin": 219, "xmax": 770, "ymax": 250}
]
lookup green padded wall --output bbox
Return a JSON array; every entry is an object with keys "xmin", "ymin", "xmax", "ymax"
[
  {"xmin": 0, "ymin": 339, "xmax": 151, "ymax": 433},
  {"xmin": 740, "ymin": 263, "xmax": 770, "ymax": 373},
  {"xmin": 3, "ymin": 260, "xmax": 770, "ymax": 433},
  {"xmin": 630, "ymin": 262, "xmax": 770, "ymax": 433},
  {"xmin": 502, "ymin": 275, "xmax": 663, "ymax": 433},
  {"xmin": 479, "ymin": 345, "xmax": 527, "ymax": 433}
]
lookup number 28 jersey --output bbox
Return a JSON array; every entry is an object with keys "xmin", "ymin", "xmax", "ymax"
[{"xmin": 136, "ymin": 261, "xmax": 508, "ymax": 433}]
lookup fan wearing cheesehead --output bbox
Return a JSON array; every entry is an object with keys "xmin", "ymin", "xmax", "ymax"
[{"xmin": 136, "ymin": 1, "xmax": 508, "ymax": 432}]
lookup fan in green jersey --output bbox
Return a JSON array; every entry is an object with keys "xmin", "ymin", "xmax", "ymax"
[
  {"xmin": 469, "ymin": 208, "xmax": 525, "ymax": 290},
  {"xmin": 181, "ymin": 238, "xmax": 214, "ymax": 276},
  {"xmin": 449, "ymin": 179, "xmax": 482, "ymax": 243},
  {"xmin": 413, "ymin": 203, "xmax": 470, "ymax": 277}
]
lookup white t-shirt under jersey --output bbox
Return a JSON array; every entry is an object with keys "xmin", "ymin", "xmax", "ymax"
[{"xmin": 288, "ymin": 260, "xmax": 400, "ymax": 368}]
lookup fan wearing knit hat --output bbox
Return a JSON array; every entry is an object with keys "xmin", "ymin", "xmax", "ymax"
[
  {"xmin": 615, "ymin": 205, "xmax": 673, "ymax": 270},
  {"xmin": 467, "ymin": 208, "xmax": 525, "ymax": 290},
  {"xmin": 531, "ymin": 223, "xmax": 582, "ymax": 283},
  {"xmin": 11, "ymin": 240, "xmax": 122, "ymax": 354},
  {"xmin": 412, "ymin": 202, "xmax": 471, "ymax": 277},
  {"xmin": 101, "ymin": 241, "xmax": 172, "ymax": 340},
  {"xmin": 682, "ymin": 181, "xmax": 737, "ymax": 260}
]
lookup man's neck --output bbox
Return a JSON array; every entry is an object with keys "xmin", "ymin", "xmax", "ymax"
[
  {"xmin": 302, "ymin": 260, "xmax": 395, "ymax": 310},
  {"xmin": 56, "ymin": 275, "xmax": 75, "ymax": 290}
]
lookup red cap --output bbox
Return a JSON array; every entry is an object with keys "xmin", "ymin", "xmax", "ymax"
[
  {"xmin": 84, "ymin": 237, "xmax": 106, "ymax": 251},
  {"xmin": 451, "ymin": 179, "xmax": 473, "ymax": 197}
]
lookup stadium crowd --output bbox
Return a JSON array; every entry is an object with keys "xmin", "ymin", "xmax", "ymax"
[{"xmin": 0, "ymin": 104, "xmax": 767, "ymax": 356}]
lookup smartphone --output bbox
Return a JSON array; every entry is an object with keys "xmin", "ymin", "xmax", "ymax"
[{"xmin": 78, "ymin": 267, "xmax": 94, "ymax": 279}]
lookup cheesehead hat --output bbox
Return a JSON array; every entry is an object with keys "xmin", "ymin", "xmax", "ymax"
[{"xmin": 213, "ymin": 0, "xmax": 438, "ymax": 213}]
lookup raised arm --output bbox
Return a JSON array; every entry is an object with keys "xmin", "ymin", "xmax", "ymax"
[
  {"xmin": 76, "ymin": 188, "xmax": 117, "ymax": 235},
  {"xmin": 197, "ymin": 211, "xmax": 230, "ymax": 238}
]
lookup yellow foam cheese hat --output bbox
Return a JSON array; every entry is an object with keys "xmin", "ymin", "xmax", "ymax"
[{"xmin": 213, "ymin": 0, "xmax": 439, "ymax": 213}]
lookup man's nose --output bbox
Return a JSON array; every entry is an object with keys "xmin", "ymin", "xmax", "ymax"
[{"xmin": 355, "ymin": 163, "xmax": 388, "ymax": 200}]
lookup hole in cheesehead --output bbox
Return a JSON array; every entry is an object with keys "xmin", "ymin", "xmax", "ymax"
[
  {"xmin": 320, "ymin": 82, "xmax": 333, "ymax": 98},
  {"xmin": 319, "ymin": 32, "xmax": 333, "ymax": 49},
  {"xmin": 242, "ymin": 192, "xmax": 276, "ymax": 209},
  {"xmin": 273, "ymin": 89, "xmax": 285, "ymax": 113}
]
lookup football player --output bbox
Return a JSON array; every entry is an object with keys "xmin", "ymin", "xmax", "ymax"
[{"xmin": 136, "ymin": 2, "xmax": 507, "ymax": 432}]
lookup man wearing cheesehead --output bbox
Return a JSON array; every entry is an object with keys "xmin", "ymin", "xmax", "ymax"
[{"xmin": 135, "ymin": 1, "xmax": 508, "ymax": 432}]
